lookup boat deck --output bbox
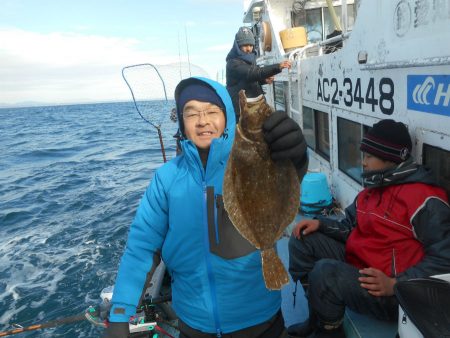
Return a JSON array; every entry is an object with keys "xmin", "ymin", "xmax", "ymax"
[
  {"xmin": 279, "ymin": 214, "xmax": 398, "ymax": 338},
  {"xmin": 151, "ymin": 213, "xmax": 398, "ymax": 338}
]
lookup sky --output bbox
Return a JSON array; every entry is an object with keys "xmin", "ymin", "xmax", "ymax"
[{"xmin": 0, "ymin": 0, "xmax": 245, "ymax": 107}]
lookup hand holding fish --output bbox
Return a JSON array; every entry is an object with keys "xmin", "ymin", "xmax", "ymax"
[
  {"xmin": 292, "ymin": 219, "xmax": 320, "ymax": 239},
  {"xmin": 263, "ymin": 112, "xmax": 308, "ymax": 178}
]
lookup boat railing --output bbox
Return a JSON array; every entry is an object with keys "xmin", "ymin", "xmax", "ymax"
[
  {"xmin": 360, "ymin": 56, "xmax": 450, "ymax": 71},
  {"xmin": 286, "ymin": 31, "xmax": 351, "ymax": 62},
  {"xmin": 255, "ymin": 54, "xmax": 278, "ymax": 66}
]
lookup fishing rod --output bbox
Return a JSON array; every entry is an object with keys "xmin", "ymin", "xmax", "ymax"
[
  {"xmin": 0, "ymin": 313, "xmax": 86, "ymax": 337},
  {"xmin": 119, "ymin": 294, "xmax": 178, "ymax": 338},
  {"xmin": 0, "ymin": 294, "xmax": 177, "ymax": 337},
  {"xmin": 85, "ymin": 293, "xmax": 177, "ymax": 337},
  {"xmin": 184, "ymin": 25, "xmax": 192, "ymax": 77}
]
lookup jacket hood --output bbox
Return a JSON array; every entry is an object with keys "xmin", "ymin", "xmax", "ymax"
[
  {"xmin": 362, "ymin": 158, "xmax": 439, "ymax": 188},
  {"xmin": 174, "ymin": 77, "xmax": 236, "ymax": 140},
  {"xmin": 226, "ymin": 41, "xmax": 257, "ymax": 64},
  {"xmin": 174, "ymin": 77, "xmax": 236, "ymax": 176}
]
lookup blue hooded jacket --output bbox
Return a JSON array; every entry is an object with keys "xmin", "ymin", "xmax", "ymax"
[{"xmin": 109, "ymin": 77, "xmax": 281, "ymax": 333}]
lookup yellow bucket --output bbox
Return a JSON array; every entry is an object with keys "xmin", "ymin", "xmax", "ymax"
[{"xmin": 279, "ymin": 27, "xmax": 307, "ymax": 50}]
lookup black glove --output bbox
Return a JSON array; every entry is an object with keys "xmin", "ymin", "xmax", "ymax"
[
  {"xmin": 102, "ymin": 322, "xmax": 130, "ymax": 338},
  {"xmin": 263, "ymin": 111, "xmax": 308, "ymax": 177}
]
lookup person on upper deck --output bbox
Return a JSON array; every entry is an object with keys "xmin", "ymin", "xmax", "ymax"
[
  {"xmin": 103, "ymin": 77, "xmax": 308, "ymax": 338},
  {"xmin": 226, "ymin": 26, "xmax": 291, "ymax": 121},
  {"xmin": 287, "ymin": 119, "xmax": 450, "ymax": 338}
]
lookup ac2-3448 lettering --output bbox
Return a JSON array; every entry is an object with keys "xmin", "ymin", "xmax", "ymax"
[{"xmin": 317, "ymin": 77, "xmax": 395, "ymax": 115}]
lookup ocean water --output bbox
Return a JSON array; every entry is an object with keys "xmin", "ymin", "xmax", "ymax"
[{"xmin": 0, "ymin": 101, "xmax": 178, "ymax": 337}]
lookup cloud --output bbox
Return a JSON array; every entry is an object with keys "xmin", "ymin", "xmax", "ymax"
[{"xmin": 0, "ymin": 28, "xmax": 180, "ymax": 106}]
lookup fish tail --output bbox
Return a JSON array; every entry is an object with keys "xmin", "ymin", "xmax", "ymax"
[{"xmin": 261, "ymin": 248, "xmax": 289, "ymax": 290}]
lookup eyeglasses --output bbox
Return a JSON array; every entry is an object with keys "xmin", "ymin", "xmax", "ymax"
[{"xmin": 183, "ymin": 108, "xmax": 223, "ymax": 121}]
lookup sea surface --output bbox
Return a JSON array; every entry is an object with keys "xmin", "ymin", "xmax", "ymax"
[{"xmin": 0, "ymin": 101, "xmax": 179, "ymax": 337}]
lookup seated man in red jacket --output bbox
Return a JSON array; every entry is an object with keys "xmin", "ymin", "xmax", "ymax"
[{"xmin": 288, "ymin": 119, "xmax": 450, "ymax": 338}]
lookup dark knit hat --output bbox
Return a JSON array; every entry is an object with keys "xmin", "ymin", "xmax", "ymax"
[
  {"xmin": 175, "ymin": 79, "xmax": 225, "ymax": 136},
  {"xmin": 360, "ymin": 119, "xmax": 412, "ymax": 163},
  {"xmin": 235, "ymin": 26, "xmax": 255, "ymax": 46}
]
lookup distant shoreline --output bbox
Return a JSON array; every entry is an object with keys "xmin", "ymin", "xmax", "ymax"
[{"xmin": 0, "ymin": 99, "xmax": 175, "ymax": 110}]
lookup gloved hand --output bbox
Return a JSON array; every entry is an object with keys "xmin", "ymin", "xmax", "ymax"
[
  {"xmin": 263, "ymin": 111, "xmax": 308, "ymax": 178},
  {"xmin": 102, "ymin": 322, "xmax": 130, "ymax": 338}
]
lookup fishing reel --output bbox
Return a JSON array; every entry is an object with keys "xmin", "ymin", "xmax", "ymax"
[{"xmin": 85, "ymin": 290, "xmax": 176, "ymax": 337}]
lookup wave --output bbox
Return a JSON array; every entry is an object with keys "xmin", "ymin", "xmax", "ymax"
[{"xmin": 0, "ymin": 101, "xmax": 178, "ymax": 336}]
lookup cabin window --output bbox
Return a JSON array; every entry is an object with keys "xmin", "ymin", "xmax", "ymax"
[
  {"xmin": 423, "ymin": 144, "xmax": 450, "ymax": 197},
  {"xmin": 304, "ymin": 8, "xmax": 323, "ymax": 43},
  {"xmin": 273, "ymin": 81, "xmax": 286, "ymax": 110},
  {"xmin": 347, "ymin": 4, "xmax": 356, "ymax": 30},
  {"xmin": 303, "ymin": 106, "xmax": 315, "ymax": 147},
  {"xmin": 323, "ymin": 5, "xmax": 356, "ymax": 37},
  {"xmin": 291, "ymin": 81, "xmax": 300, "ymax": 111},
  {"xmin": 293, "ymin": 4, "xmax": 356, "ymax": 43},
  {"xmin": 337, "ymin": 117, "xmax": 365, "ymax": 183},
  {"xmin": 302, "ymin": 106, "xmax": 330, "ymax": 161},
  {"xmin": 315, "ymin": 110, "xmax": 330, "ymax": 160}
]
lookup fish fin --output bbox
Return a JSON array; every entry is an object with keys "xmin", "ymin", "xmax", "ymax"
[{"xmin": 261, "ymin": 247, "xmax": 289, "ymax": 290}]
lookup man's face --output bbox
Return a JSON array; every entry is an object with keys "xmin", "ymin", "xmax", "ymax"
[
  {"xmin": 362, "ymin": 152, "xmax": 396, "ymax": 172},
  {"xmin": 240, "ymin": 44, "xmax": 254, "ymax": 54},
  {"xmin": 183, "ymin": 100, "xmax": 226, "ymax": 150}
]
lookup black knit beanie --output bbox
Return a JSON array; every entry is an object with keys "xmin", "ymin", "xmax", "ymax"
[{"xmin": 360, "ymin": 119, "xmax": 412, "ymax": 163}]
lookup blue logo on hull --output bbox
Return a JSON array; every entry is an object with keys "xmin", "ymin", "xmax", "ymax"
[{"xmin": 407, "ymin": 75, "xmax": 450, "ymax": 117}]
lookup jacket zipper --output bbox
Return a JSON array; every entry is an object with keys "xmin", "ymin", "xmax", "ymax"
[
  {"xmin": 391, "ymin": 248, "xmax": 397, "ymax": 277},
  {"xmin": 202, "ymin": 181, "xmax": 222, "ymax": 337}
]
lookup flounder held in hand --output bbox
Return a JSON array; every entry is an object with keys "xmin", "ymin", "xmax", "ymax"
[{"xmin": 223, "ymin": 90, "xmax": 300, "ymax": 290}]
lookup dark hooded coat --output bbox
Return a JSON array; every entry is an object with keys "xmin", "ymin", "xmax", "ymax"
[{"xmin": 226, "ymin": 41, "xmax": 281, "ymax": 120}]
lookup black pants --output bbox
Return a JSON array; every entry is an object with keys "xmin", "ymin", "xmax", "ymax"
[
  {"xmin": 288, "ymin": 232, "xmax": 398, "ymax": 323},
  {"xmin": 178, "ymin": 309, "xmax": 287, "ymax": 338}
]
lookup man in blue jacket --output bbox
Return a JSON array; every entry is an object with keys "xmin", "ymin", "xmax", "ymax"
[{"xmin": 103, "ymin": 77, "xmax": 308, "ymax": 338}]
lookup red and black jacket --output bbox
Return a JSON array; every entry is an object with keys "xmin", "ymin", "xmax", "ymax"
[{"xmin": 318, "ymin": 163, "xmax": 450, "ymax": 281}]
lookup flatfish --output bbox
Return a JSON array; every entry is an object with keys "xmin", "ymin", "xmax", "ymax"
[{"xmin": 223, "ymin": 90, "xmax": 300, "ymax": 290}]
